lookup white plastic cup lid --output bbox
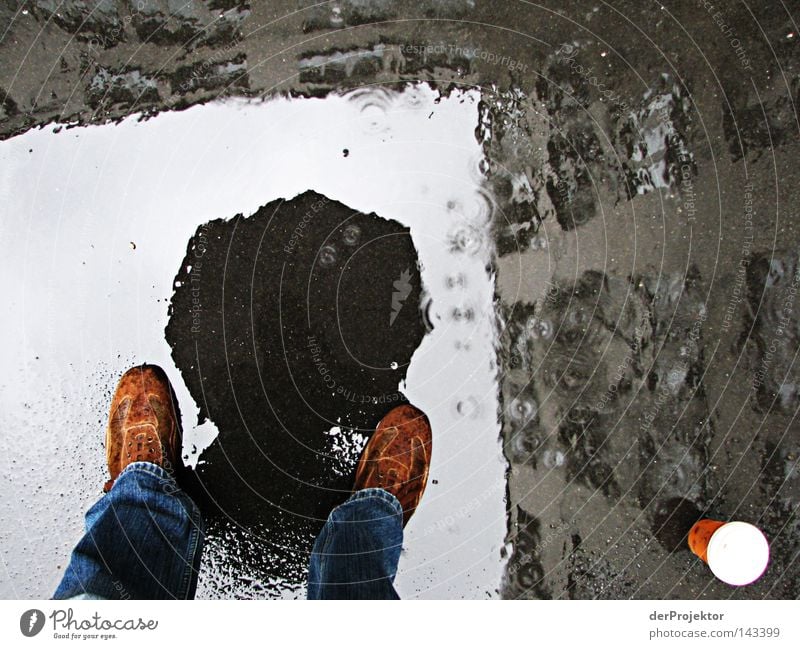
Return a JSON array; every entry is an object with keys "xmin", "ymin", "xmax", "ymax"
[{"xmin": 706, "ymin": 521, "xmax": 770, "ymax": 586}]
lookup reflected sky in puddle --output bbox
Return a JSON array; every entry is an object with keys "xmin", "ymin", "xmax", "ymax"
[{"xmin": 0, "ymin": 84, "xmax": 507, "ymax": 598}]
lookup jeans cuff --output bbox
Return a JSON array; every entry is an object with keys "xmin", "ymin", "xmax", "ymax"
[
  {"xmin": 347, "ymin": 488, "xmax": 403, "ymax": 518},
  {"xmin": 117, "ymin": 461, "xmax": 173, "ymax": 484}
]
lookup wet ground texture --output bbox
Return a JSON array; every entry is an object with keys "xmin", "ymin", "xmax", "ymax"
[{"xmin": 2, "ymin": 0, "xmax": 799, "ymax": 598}]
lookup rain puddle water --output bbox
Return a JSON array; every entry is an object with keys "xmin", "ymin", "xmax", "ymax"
[{"xmin": 0, "ymin": 83, "xmax": 507, "ymax": 598}]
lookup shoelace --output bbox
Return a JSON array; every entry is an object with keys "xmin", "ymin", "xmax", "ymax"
[{"xmin": 126, "ymin": 425, "xmax": 162, "ymax": 463}]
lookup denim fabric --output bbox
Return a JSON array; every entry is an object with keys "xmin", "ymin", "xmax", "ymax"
[
  {"xmin": 307, "ymin": 488, "xmax": 404, "ymax": 599},
  {"xmin": 54, "ymin": 462, "xmax": 204, "ymax": 600}
]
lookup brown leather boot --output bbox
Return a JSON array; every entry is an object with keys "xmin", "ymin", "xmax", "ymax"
[
  {"xmin": 103, "ymin": 364, "xmax": 182, "ymax": 493},
  {"xmin": 353, "ymin": 404, "xmax": 432, "ymax": 526}
]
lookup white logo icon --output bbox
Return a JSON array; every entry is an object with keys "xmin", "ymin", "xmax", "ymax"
[{"xmin": 390, "ymin": 268, "xmax": 413, "ymax": 326}]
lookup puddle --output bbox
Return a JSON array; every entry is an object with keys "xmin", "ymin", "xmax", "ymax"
[
  {"xmin": 0, "ymin": 83, "xmax": 507, "ymax": 598},
  {"xmin": 165, "ymin": 191, "xmax": 427, "ymax": 596}
]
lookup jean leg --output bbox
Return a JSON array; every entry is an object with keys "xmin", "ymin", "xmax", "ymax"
[
  {"xmin": 307, "ymin": 488, "xmax": 403, "ymax": 600},
  {"xmin": 54, "ymin": 462, "xmax": 204, "ymax": 600}
]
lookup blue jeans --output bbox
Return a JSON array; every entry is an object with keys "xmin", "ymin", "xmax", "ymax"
[
  {"xmin": 55, "ymin": 465, "xmax": 403, "ymax": 599},
  {"xmin": 307, "ymin": 488, "xmax": 404, "ymax": 599},
  {"xmin": 54, "ymin": 462, "xmax": 204, "ymax": 600}
]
